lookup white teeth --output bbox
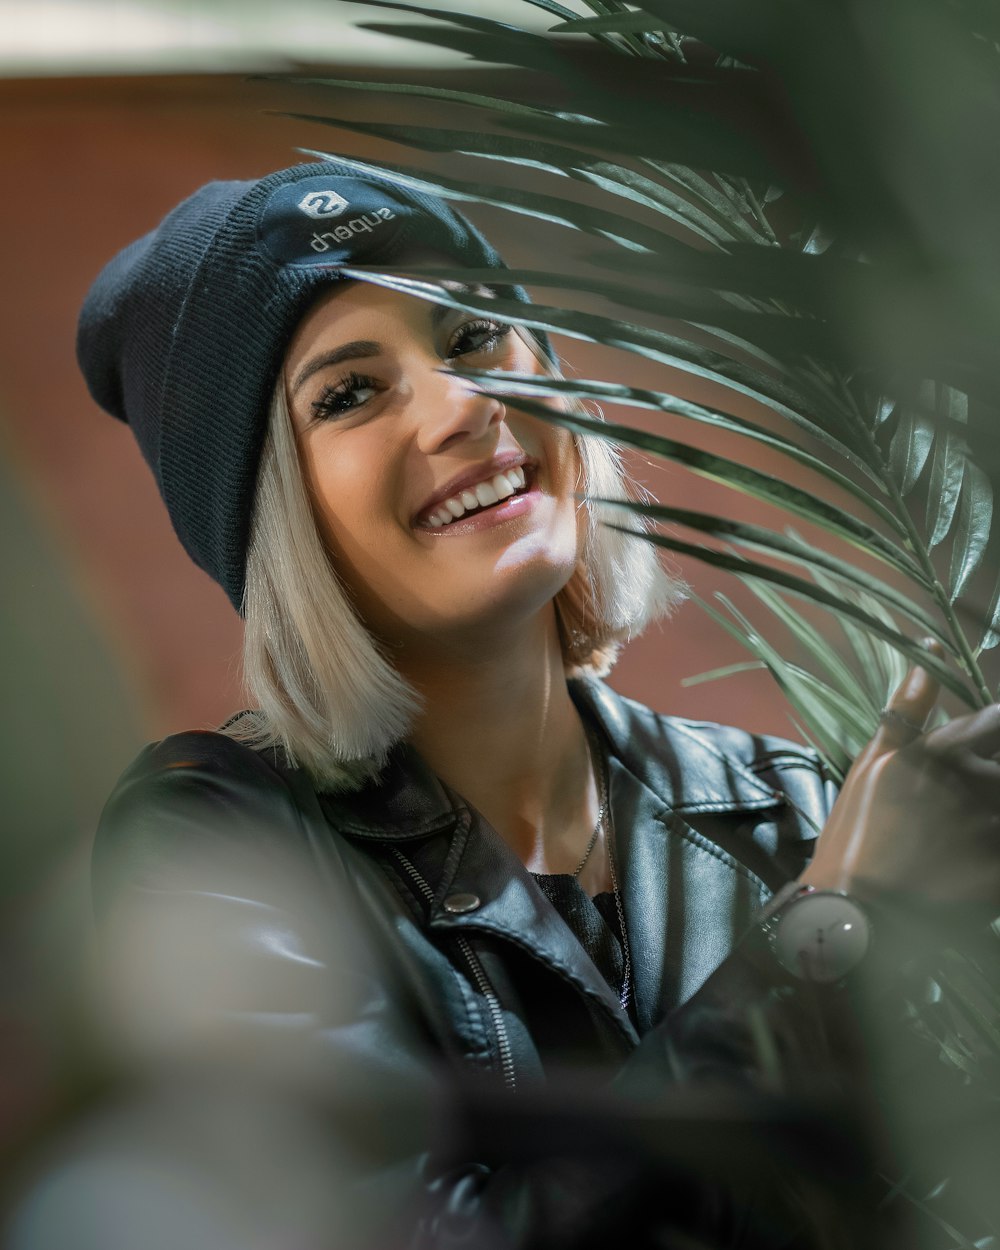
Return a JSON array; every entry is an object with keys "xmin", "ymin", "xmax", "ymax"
[
  {"xmin": 423, "ymin": 464, "xmax": 528, "ymax": 529},
  {"xmin": 474, "ymin": 480, "xmax": 500, "ymax": 507}
]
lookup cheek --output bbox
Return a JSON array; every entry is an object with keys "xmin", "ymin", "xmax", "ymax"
[{"xmin": 299, "ymin": 433, "xmax": 397, "ymax": 575}]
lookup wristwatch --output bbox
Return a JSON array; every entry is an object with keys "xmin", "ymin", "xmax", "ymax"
[{"xmin": 762, "ymin": 884, "xmax": 872, "ymax": 984}]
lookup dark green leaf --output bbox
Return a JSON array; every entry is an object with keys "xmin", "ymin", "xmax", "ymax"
[
  {"xmin": 457, "ymin": 364, "xmax": 880, "ymax": 489},
  {"xmin": 925, "ymin": 426, "xmax": 966, "ymax": 550},
  {"xmin": 494, "ymin": 398, "xmax": 926, "ymax": 581},
  {"xmin": 297, "ymin": 146, "xmax": 706, "ymax": 256},
  {"xmin": 949, "ymin": 461, "xmax": 994, "ymax": 600},
  {"xmin": 644, "ymin": 163, "xmax": 772, "ymax": 243},
  {"xmin": 267, "ymin": 74, "xmax": 557, "ymax": 121},
  {"xmin": 350, "ymin": 0, "xmax": 547, "ymax": 44},
  {"xmin": 937, "ymin": 383, "xmax": 969, "ymax": 426},
  {"xmin": 489, "ymin": 108, "xmax": 778, "ymax": 182},
  {"xmin": 802, "ymin": 222, "xmax": 835, "ymax": 256},
  {"xmin": 518, "ymin": 0, "xmax": 630, "ymax": 52},
  {"xmin": 291, "ymin": 114, "xmax": 746, "ymax": 248},
  {"xmin": 550, "ymin": 12, "xmax": 668, "ymax": 34},
  {"xmin": 385, "ymin": 261, "xmax": 867, "ymax": 443},
  {"xmin": 356, "ymin": 20, "xmax": 574, "ymax": 75},
  {"xmin": 874, "ymin": 396, "xmax": 897, "ymax": 429},
  {"xmin": 888, "ymin": 403, "xmax": 935, "ymax": 496},
  {"xmin": 976, "ymin": 572, "xmax": 1000, "ymax": 656},
  {"xmin": 334, "ymin": 263, "xmax": 868, "ymax": 460}
]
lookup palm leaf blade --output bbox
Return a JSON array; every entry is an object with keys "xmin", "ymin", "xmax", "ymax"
[
  {"xmin": 948, "ymin": 461, "xmax": 994, "ymax": 601},
  {"xmin": 626, "ymin": 531, "xmax": 973, "ymax": 705},
  {"xmin": 597, "ymin": 498, "xmax": 943, "ymax": 638}
]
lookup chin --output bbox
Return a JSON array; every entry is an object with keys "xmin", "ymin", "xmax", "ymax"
[{"xmin": 425, "ymin": 554, "xmax": 577, "ymax": 642}]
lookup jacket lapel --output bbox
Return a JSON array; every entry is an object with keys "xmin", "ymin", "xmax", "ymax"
[
  {"xmin": 325, "ymin": 679, "xmax": 800, "ymax": 1047},
  {"xmin": 426, "ymin": 804, "xmax": 638, "ymax": 1045},
  {"xmin": 577, "ymin": 680, "xmax": 787, "ymax": 1034}
]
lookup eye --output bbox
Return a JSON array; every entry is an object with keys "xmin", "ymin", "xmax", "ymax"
[
  {"xmin": 447, "ymin": 318, "xmax": 513, "ymax": 359},
  {"xmin": 311, "ymin": 371, "xmax": 379, "ymax": 422}
]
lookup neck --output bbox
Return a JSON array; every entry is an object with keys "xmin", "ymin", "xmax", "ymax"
[{"xmin": 402, "ymin": 609, "xmax": 601, "ymax": 876}]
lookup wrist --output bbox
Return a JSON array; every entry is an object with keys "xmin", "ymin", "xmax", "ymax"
[{"xmin": 761, "ymin": 884, "xmax": 872, "ymax": 984}]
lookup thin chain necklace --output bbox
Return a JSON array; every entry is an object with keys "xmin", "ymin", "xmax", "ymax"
[
  {"xmin": 583, "ymin": 729, "xmax": 633, "ymax": 1017},
  {"xmin": 571, "ymin": 769, "xmax": 606, "ymax": 878}
]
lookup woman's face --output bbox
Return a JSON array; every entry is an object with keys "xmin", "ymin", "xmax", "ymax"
[{"xmin": 282, "ymin": 280, "xmax": 582, "ymax": 654}]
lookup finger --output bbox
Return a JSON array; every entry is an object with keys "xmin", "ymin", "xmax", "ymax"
[
  {"xmin": 922, "ymin": 702, "xmax": 1000, "ymax": 762},
  {"xmin": 873, "ymin": 640, "xmax": 943, "ymax": 751},
  {"xmin": 909, "ymin": 748, "xmax": 1000, "ymax": 800}
]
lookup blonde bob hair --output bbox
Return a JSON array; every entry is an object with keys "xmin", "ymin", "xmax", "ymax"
[{"xmin": 228, "ymin": 335, "xmax": 683, "ymax": 790}]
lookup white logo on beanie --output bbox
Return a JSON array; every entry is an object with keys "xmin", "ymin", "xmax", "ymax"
[
  {"xmin": 297, "ymin": 189, "xmax": 350, "ymax": 219},
  {"xmin": 310, "ymin": 207, "xmax": 397, "ymax": 251}
]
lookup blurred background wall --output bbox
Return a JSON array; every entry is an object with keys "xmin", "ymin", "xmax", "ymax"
[{"xmin": 0, "ymin": 0, "xmax": 803, "ymax": 1172}]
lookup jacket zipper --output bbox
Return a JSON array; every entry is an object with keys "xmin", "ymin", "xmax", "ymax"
[{"xmin": 392, "ymin": 849, "xmax": 517, "ymax": 1093}]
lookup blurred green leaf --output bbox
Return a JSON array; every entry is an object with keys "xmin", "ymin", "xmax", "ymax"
[
  {"xmin": 620, "ymin": 533, "xmax": 973, "ymax": 705},
  {"xmin": 680, "ymin": 660, "xmax": 767, "ymax": 687},
  {"xmin": 599, "ymin": 498, "xmax": 943, "ymax": 641},
  {"xmin": 737, "ymin": 577, "xmax": 882, "ymax": 721},
  {"xmin": 689, "ymin": 591, "xmax": 858, "ymax": 778}
]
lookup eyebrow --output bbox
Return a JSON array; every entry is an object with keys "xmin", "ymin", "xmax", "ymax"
[{"xmin": 290, "ymin": 300, "xmax": 459, "ymax": 396}]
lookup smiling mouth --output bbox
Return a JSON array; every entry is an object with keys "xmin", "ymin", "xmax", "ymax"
[{"xmin": 417, "ymin": 465, "xmax": 532, "ymax": 530}]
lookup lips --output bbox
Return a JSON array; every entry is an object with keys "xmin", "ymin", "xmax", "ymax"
[{"xmin": 413, "ymin": 454, "xmax": 536, "ymax": 529}]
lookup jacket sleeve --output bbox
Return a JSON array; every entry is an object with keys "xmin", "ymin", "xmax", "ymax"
[{"xmin": 91, "ymin": 731, "xmax": 458, "ymax": 1249}]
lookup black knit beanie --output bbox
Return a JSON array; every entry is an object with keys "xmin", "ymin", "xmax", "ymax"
[{"xmin": 77, "ymin": 159, "xmax": 553, "ymax": 612}]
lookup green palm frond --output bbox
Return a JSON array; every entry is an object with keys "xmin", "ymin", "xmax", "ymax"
[{"xmin": 280, "ymin": 0, "xmax": 1000, "ymax": 772}]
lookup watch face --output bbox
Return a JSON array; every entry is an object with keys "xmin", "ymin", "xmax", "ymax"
[{"xmin": 773, "ymin": 893, "xmax": 870, "ymax": 983}]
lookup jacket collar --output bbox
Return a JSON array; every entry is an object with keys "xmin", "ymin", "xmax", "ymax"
[
  {"xmin": 321, "ymin": 680, "xmax": 789, "ymax": 1040},
  {"xmin": 323, "ymin": 677, "xmax": 784, "ymax": 841}
]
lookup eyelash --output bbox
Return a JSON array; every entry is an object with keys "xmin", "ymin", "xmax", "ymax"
[{"xmin": 310, "ymin": 318, "xmax": 514, "ymax": 422}]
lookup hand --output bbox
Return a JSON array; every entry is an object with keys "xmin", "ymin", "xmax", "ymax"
[{"xmin": 802, "ymin": 648, "xmax": 1000, "ymax": 908}]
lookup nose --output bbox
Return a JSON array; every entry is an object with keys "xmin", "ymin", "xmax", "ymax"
[{"xmin": 413, "ymin": 366, "xmax": 506, "ymax": 456}]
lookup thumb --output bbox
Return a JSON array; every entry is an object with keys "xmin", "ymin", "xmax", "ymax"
[{"xmin": 872, "ymin": 639, "xmax": 943, "ymax": 752}]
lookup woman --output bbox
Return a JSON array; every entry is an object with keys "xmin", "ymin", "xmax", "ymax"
[{"xmin": 76, "ymin": 160, "xmax": 1000, "ymax": 1249}]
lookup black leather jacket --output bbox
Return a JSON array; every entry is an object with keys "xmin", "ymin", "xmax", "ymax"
[{"xmin": 93, "ymin": 678, "xmax": 840, "ymax": 1248}]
